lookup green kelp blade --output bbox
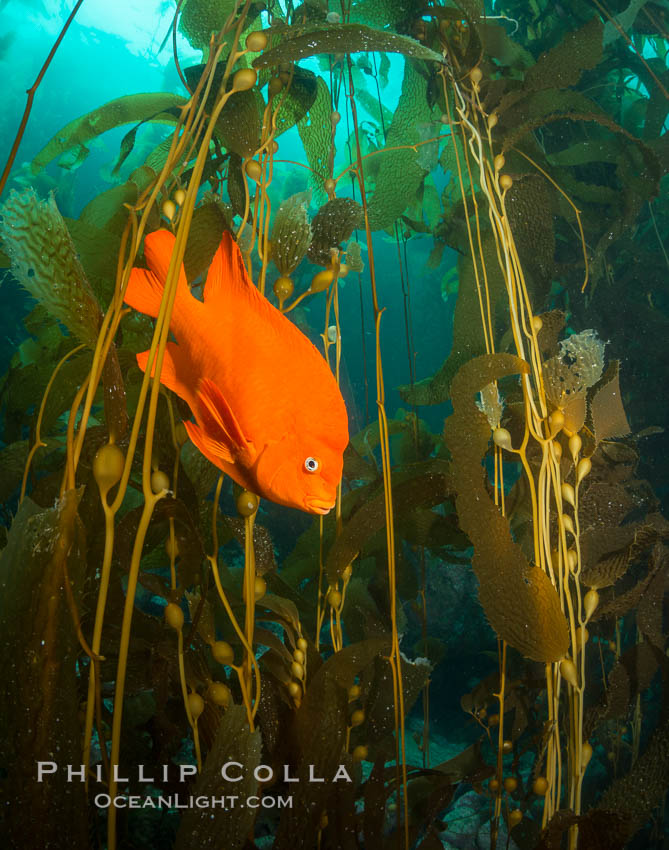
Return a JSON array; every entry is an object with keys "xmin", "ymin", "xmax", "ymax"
[
  {"xmin": 349, "ymin": 0, "xmax": 413, "ymax": 29},
  {"xmin": 0, "ymin": 493, "xmax": 89, "ymax": 849},
  {"xmin": 183, "ymin": 200, "xmax": 231, "ymax": 284},
  {"xmin": 253, "ymin": 23, "xmax": 443, "ymax": 67},
  {"xmin": 64, "ymin": 217, "xmax": 122, "ymax": 305},
  {"xmin": 366, "ymin": 59, "xmax": 433, "ymax": 231},
  {"xmin": 30, "ymin": 93, "xmax": 187, "ymax": 174},
  {"xmin": 174, "ymin": 706, "xmax": 261, "ymax": 850},
  {"xmin": 443, "ymin": 354, "xmax": 569, "ymax": 663},
  {"xmin": 272, "ymin": 67, "xmax": 319, "ymax": 135},
  {"xmin": 297, "ymin": 76, "xmax": 333, "ymax": 198}
]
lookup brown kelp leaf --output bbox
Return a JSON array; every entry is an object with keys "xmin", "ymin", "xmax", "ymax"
[
  {"xmin": 636, "ymin": 545, "xmax": 667, "ymax": 648},
  {"xmin": 432, "ymin": 740, "xmax": 488, "ymax": 783},
  {"xmin": 269, "ymin": 190, "xmax": 312, "ymax": 275},
  {"xmin": 273, "ymin": 638, "xmax": 389, "ymax": 848},
  {"xmin": 536, "ymin": 310, "xmax": 566, "ymax": 357},
  {"xmin": 590, "ymin": 361, "xmax": 631, "ymax": 443},
  {"xmin": 578, "ymin": 481, "xmax": 634, "ymax": 533},
  {"xmin": 351, "ymin": 416, "xmax": 414, "ymax": 459},
  {"xmin": 174, "ymin": 706, "xmax": 261, "ymax": 849},
  {"xmin": 257, "ymin": 594, "xmax": 301, "ymax": 637},
  {"xmin": 223, "ymin": 517, "xmax": 277, "ymax": 576},
  {"xmin": 343, "ymin": 578, "xmax": 389, "ymax": 643},
  {"xmin": 343, "ymin": 442, "xmax": 378, "ymax": 483},
  {"xmin": 325, "ymin": 460, "xmax": 452, "ymax": 583},
  {"xmin": 180, "ymin": 441, "xmax": 221, "ymax": 502},
  {"xmin": 444, "ymin": 354, "xmax": 569, "ymax": 662},
  {"xmin": 255, "ymin": 627, "xmax": 294, "ymax": 666},
  {"xmin": 537, "ymin": 809, "xmax": 627, "ymax": 850},
  {"xmin": 226, "ymin": 153, "xmax": 247, "ymax": 218},
  {"xmin": 253, "ymin": 23, "xmax": 442, "ymax": 67},
  {"xmin": 307, "ymin": 197, "xmax": 363, "ymax": 266},
  {"xmin": 101, "ymin": 342, "xmax": 128, "ymax": 440},
  {"xmin": 0, "ymin": 494, "xmax": 89, "ymax": 849},
  {"xmin": 581, "ymin": 524, "xmax": 656, "ymax": 589},
  {"xmin": 79, "ymin": 182, "xmax": 138, "ymax": 235},
  {"xmin": 562, "ymin": 394, "xmax": 586, "ymax": 433},
  {"xmin": 184, "ymin": 201, "xmax": 231, "ymax": 283},
  {"xmin": 597, "ymin": 714, "xmax": 669, "ymax": 845},
  {"xmin": 64, "ymin": 217, "xmax": 121, "ymax": 306},
  {"xmin": 365, "ymin": 653, "xmax": 431, "ymax": 741},
  {"xmin": 31, "ymin": 93, "xmax": 186, "ymax": 173},
  {"xmin": 505, "ymin": 173, "xmax": 555, "ymax": 300},
  {"xmin": 524, "ymin": 17, "xmax": 603, "ymax": 92},
  {"xmin": 609, "ymin": 642, "xmax": 659, "ymax": 718},
  {"xmin": 399, "ymin": 507, "xmax": 459, "ymax": 549},
  {"xmin": 594, "ymin": 541, "xmax": 664, "ymax": 620},
  {"xmin": 0, "ymin": 440, "xmax": 32, "ymax": 503}
]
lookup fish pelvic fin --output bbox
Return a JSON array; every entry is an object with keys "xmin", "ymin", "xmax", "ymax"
[
  {"xmin": 124, "ymin": 229, "xmax": 189, "ymax": 319},
  {"xmin": 136, "ymin": 341, "xmax": 192, "ymax": 404},
  {"xmin": 196, "ymin": 377, "xmax": 254, "ymax": 460}
]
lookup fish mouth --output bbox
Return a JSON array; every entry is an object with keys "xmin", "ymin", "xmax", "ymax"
[{"xmin": 307, "ymin": 498, "xmax": 336, "ymax": 515}]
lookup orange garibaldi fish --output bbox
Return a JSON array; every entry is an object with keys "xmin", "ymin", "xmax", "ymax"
[{"xmin": 124, "ymin": 229, "xmax": 348, "ymax": 515}]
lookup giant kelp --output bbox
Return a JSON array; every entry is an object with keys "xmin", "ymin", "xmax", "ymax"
[{"xmin": 0, "ymin": 0, "xmax": 668, "ymax": 848}]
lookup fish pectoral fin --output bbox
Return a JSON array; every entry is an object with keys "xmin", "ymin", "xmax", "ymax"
[
  {"xmin": 196, "ymin": 378, "xmax": 252, "ymax": 460},
  {"xmin": 183, "ymin": 420, "xmax": 235, "ymax": 465},
  {"xmin": 136, "ymin": 342, "xmax": 191, "ymax": 403}
]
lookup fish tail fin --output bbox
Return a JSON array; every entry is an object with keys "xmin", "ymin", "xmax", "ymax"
[{"xmin": 124, "ymin": 229, "xmax": 190, "ymax": 318}]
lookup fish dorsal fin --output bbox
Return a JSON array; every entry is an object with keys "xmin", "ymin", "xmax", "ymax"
[
  {"xmin": 204, "ymin": 231, "xmax": 247, "ymax": 303},
  {"xmin": 203, "ymin": 233, "xmax": 276, "ymax": 322},
  {"xmin": 196, "ymin": 377, "xmax": 253, "ymax": 461}
]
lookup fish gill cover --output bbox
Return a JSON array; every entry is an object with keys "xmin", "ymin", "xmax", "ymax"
[{"xmin": 0, "ymin": 0, "xmax": 668, "ymax": 849}]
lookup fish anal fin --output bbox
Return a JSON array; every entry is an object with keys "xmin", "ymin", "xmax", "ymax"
[
  {"xmin": 135, "ymin": 342, "xmax": 191, "ymax": 403},
  {"xmin": 197, "ymin": 377, "xmax": 249, "ymax": 455}
]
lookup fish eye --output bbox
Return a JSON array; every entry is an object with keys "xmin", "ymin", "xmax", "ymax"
[{"xmin": 304, "ymin": 456, "xmax": 319, "ymax": 473}]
